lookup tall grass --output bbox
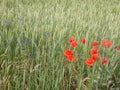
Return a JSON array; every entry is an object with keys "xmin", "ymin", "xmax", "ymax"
[{"xmin": 0, "ymin": 0, "xmax": 120, "ymax": 90}]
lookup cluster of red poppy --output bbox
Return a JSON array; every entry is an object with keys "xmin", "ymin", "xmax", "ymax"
[
  {"xmin": 69, "ymin": 36, "xmax": 78, "ymax": 47},
  {"xmin": 102, "ymin": 39, "xmax": 113, "ymax": 47},
  {"xmin": 85, "ymin": 40, "xmax": 108, "ymax": 66},
  {"xmin": 64, "ymin": 49, "xmax": 76, "ymax": 61},
  {"xmin": 64, "ymin": 37, "xmax": 86, "ymax": 61},
  {"xmin": 64, "ymin": 37, "xmax": 120, "ymax": 66},
  {"xmin": 64, "ymin": 37, "xmax": 78, "ymax": 61}
]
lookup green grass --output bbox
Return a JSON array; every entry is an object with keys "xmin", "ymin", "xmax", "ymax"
[{"xmin": 0, "ymin": 0, "xmax": 120, "ymax": 90}]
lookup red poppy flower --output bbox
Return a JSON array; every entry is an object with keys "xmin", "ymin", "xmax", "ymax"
[
  {"xmin": 71, "ymin": 41, "xmax": 78, "ymax": 47},
  {"xmin": 117, "ymin": 45, "xmax": 120, "ymax": 50},
  {"xmin": 102, "ymin": 39, "xmax": 113, "ymax": 47},
  {"xmin": 69, "ymin": 37, "xmax": 75, "ymax": 43},
  {"xmin": 92, "ymin": 41, "xmax": 99, "ymax": 47},
  {"xmin": 90, "ymin": 47, "xmax": 100, "ymax": 55},
  {"xmin": 81, "ymin": 38, "xmax": 86, "ymax": 44},
  {"xmin": 100, "ymin": 57, "xmax": 108, "ymax": 64},
  {"xmin": 91, "ymin": 54, "xmax": 99, "ymax": 61},
  {"xmin": 85, "ymin": 58, "xmax": 94, "ymax": 66},
  {"xmin": 64, "ymin": 49, "xmax": 73, "ymax": 56},
  {"xmin": 67, "ymin": 55, "xmax": 76, "ymax": 61}
]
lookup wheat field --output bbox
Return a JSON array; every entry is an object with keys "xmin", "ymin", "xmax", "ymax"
[{"xmin": 0, "ymin": 0, "xmax": 120, "ymax": 90}]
